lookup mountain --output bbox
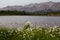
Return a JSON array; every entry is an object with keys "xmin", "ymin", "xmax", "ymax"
[
  {"xmin": 0, "ymin": 6, "xmax": 24, "ymax": 11},
  {"xmin": 51, "ymin": 3, "xmax": 60, "ymax": 11},
  {"xmin": 24, "ymin": 3, "xmax": 49, "ymax": 12},
  {"xmin": 0, "ymin": 1, "xmax": 60, "ymax": 12}
]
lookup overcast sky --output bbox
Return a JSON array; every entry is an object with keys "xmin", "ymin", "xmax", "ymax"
[{"xmin": 0, "ymin": 0, "xmax": 60, "ymax": 8}]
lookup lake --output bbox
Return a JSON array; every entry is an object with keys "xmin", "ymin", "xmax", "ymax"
[{"xmin": 0, "ymin": 16, "xmax": 60, "ymax": 27}]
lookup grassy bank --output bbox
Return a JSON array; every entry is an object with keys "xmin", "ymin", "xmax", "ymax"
[{"xmin": 0, "ymin": 24, "xmax": 60, "ymax": 40}]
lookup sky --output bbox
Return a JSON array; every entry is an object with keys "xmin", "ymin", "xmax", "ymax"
[{"xmin": 0, "ymin": 0, "xmax": 60, "ymax": 8}]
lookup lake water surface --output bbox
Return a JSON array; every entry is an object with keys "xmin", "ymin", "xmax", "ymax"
[{"xmin": 0, "ymin": 16, "xmax": 60, "ymax": 27}]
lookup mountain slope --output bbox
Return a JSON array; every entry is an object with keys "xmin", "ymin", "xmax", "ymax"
[
  {"xmin": 0, "ymin": 1, "xmax": 60, "ymax": 12},
  {"xmin": 51, "ymin": 3, "xmax": 60, "ymax": 11}
]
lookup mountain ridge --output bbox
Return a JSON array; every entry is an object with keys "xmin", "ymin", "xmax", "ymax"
[{"xmin": 0, "ymin": 1, "xmax": 60, "ymax": 12}]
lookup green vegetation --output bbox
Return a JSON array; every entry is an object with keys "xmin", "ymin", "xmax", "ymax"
[
  {"xmin": 0, "ymin": 10, "xmax": 60, "ymax": 16},
  {"xmin": 0, "ymin": 24, "xmax": 60, "ymax": 40}
]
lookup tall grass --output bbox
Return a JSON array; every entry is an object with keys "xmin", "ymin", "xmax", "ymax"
[{"xmin": 0, "ymin": 23, "xmax": 60, "ymax": 40}]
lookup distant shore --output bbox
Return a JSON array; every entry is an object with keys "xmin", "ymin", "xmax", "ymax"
[{"xmin": 0, "ymin": 10, "xmax": 60, "ymax": 16}]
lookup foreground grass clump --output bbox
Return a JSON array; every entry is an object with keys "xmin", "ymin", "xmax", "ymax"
[{"xmin": 0, "ymin": 25, "xmax": 60, "ymax": 40}]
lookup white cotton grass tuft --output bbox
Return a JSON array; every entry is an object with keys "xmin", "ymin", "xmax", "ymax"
[{"xmin": 25, "ymin": 21, "xmax": 33, "ymax": 27}]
